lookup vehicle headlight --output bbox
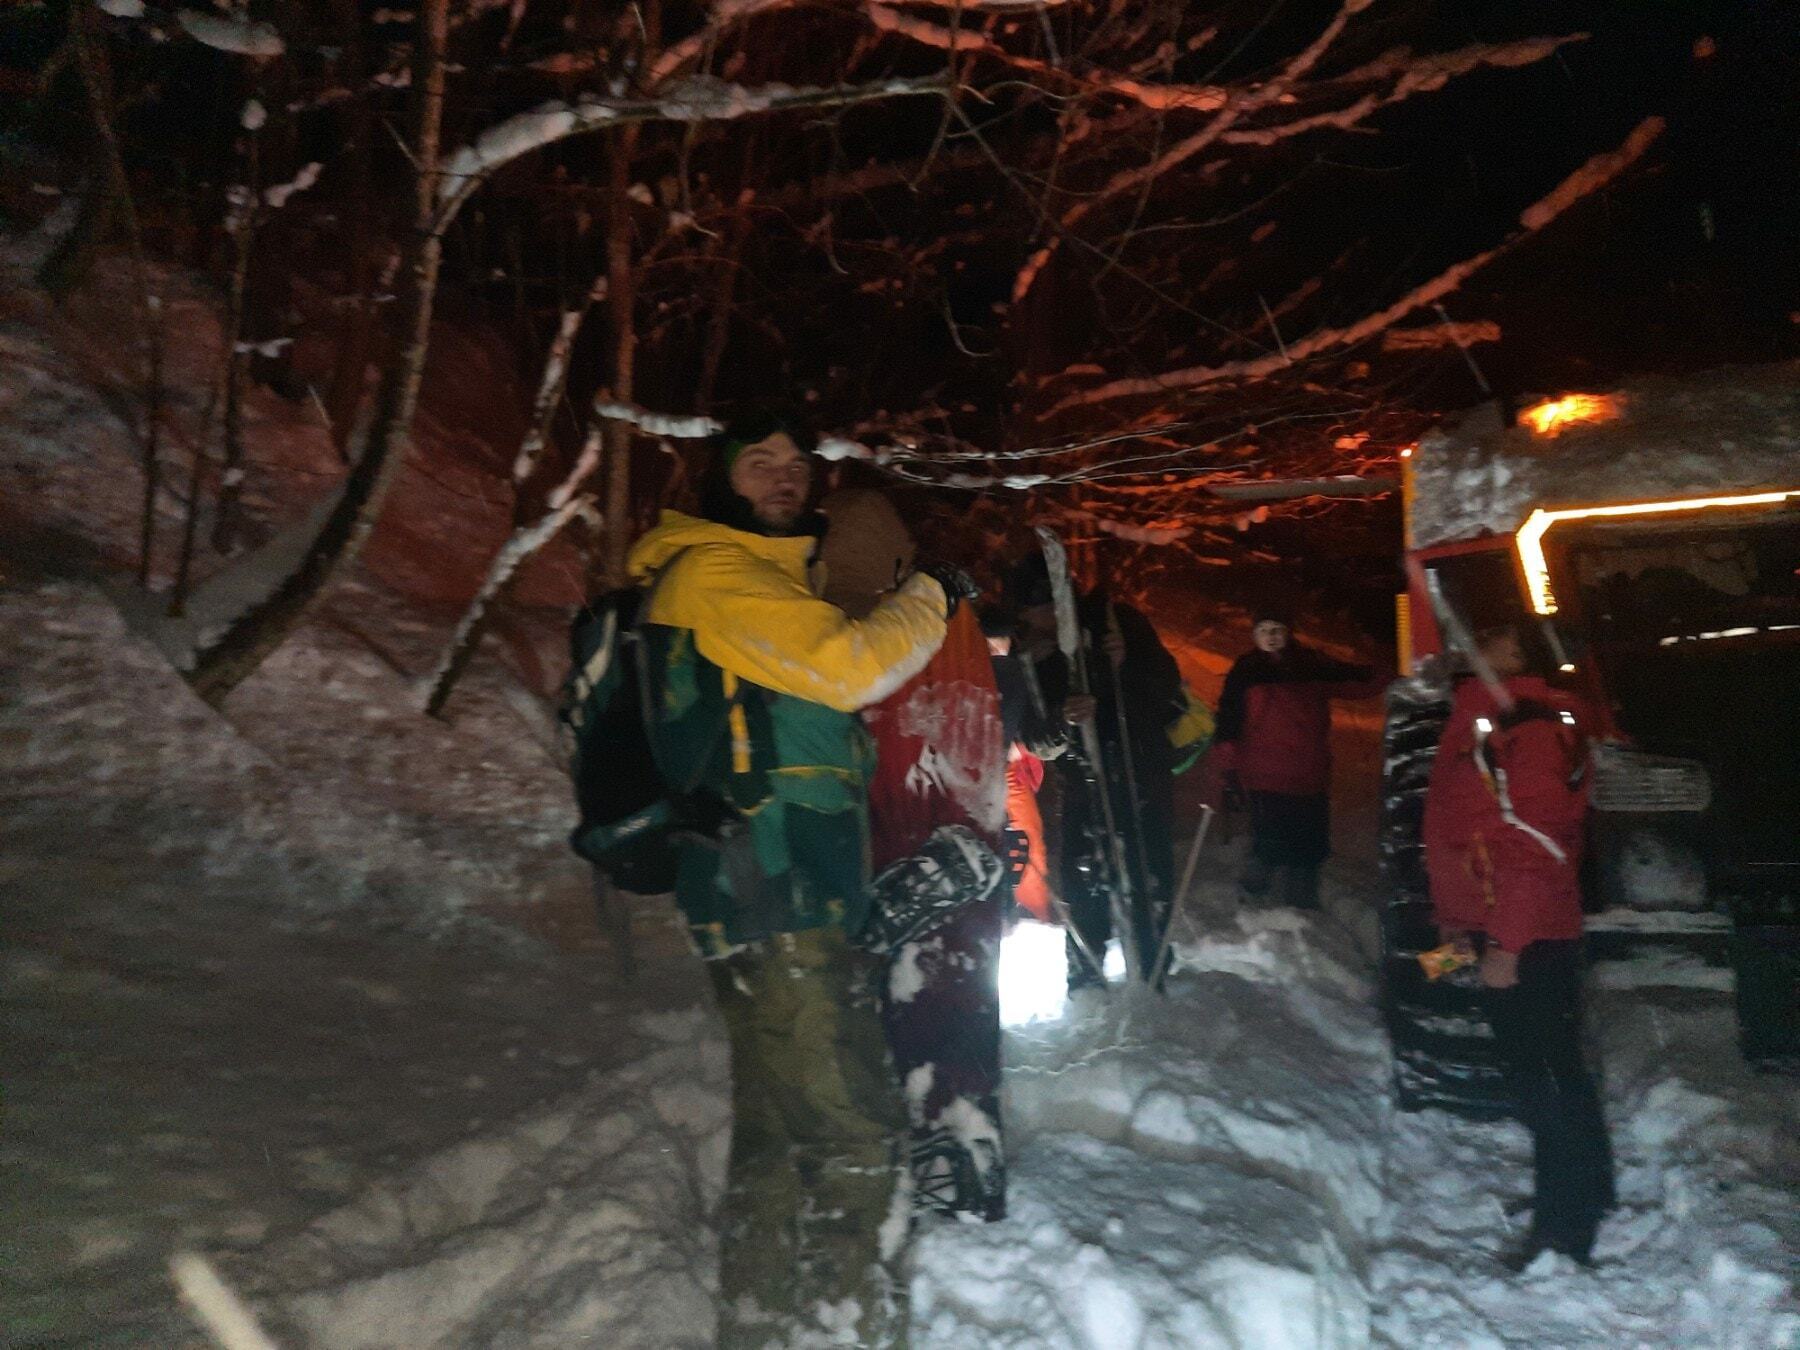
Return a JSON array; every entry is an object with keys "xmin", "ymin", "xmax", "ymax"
[{"xmin": 1590, "ymin": 743, "xmax": 1711, "ymax": 813}]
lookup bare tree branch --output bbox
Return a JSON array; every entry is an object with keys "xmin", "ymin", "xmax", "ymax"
[
  {"xmin": 1043, "ymin": 116, "xmax": 1664, "ymax": 415},
  {"xmin": 437, "ymin": 76, "xmax": 950, "ymax": 223}
]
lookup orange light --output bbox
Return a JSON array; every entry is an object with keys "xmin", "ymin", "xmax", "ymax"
[
  {"xmin": 1516, "ymin": 489, "xmax": 1800, "ymax": 615},
  {"xmin": 1519, "ymin": 394, "xmax": 1621, "ymax": 436},
  {"xmin": 1398, "ymin": 443, "xmax": 1415, "ymax": 460}
]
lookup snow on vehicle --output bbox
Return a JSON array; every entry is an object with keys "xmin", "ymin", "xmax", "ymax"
[{"xmin": 1381, "ymin": 364, "xmax": 1800, "ymax": 1113}]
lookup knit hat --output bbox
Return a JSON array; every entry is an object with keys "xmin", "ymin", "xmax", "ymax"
[{"xmin": 1252, "ymin": 599, "xmax": 1295, "ymax": 629}]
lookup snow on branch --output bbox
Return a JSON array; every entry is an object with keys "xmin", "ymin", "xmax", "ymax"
[
  {"xmin": 591, "ymin": 401, "xmax": 722, "ymax": 439},
  {"xmin": 437, "ymin": 76, "xmax": 948, "ymax": 218},
  {"xmin": 176, "ymin": 9, "xmax": 284, "ymax": 57},
  {"xmin": 513, "ymin": 278, "xmax": 610, "ymax": 484},
  {"xmin": 420, "ymin": 493, "xmax": 600, "ymax": 716},
  {"xmin": 1044, "ymin": 116, "xmax": 1663, "ymax": 415}
]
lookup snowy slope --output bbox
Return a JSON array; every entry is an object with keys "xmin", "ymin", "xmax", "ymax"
[{"xmin": 0, "ymin": 582, "xmax": 728, "ymax": 1348}]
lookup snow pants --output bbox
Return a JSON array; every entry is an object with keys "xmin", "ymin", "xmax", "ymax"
[
  {"xmin": 708, "ymin": 927, "xmax": 909, "ymax": 1349},
  {"xmin": 1242, "ymin": 790, "xmax": 1328, "ymax": 908},
  {"xmin": 880, "ymin": 892, "xmax": 1006, "ymax": 1222},
  {"xmin": 1488, "ymin": 939, "xmax": 1616, "ymax": 1255}
]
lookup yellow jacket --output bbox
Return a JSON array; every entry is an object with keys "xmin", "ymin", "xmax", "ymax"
[{"xmin": 627, "ymin": 511, "xmax": 948, "ymax": 712}]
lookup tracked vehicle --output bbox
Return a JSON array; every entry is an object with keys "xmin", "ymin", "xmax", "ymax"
[{"xmin": 1380, "ymin": 365, "xmax": 1800, "ymax": 1114}]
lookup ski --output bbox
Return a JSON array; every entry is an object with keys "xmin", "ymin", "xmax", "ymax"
[{"xmin": 1035, "ymin": 526, "xmax": 1145, "ymax": 984}]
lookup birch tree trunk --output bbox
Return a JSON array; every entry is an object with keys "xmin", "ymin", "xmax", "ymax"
[{"xmin": 188, "ymin": 0, "xmax": 449, "ymax": 705}]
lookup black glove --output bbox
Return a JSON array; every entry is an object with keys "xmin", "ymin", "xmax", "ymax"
[{"xmin": 917, "ymin": 561, "xmax": 979, "ymax": 619}]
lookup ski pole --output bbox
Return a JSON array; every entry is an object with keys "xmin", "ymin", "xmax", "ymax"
[{"xmin": 1151, "ymin": 804, "xmax": 1214, "ymax": 986}]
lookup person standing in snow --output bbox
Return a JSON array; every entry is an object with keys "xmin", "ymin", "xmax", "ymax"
[
  {"xmin": 818, "ymin": 488, "xmax": 1011, "ymax": 1223},
  {"xmin": 1210, "ymin": 606, "xmax": 1378, "ymax": 909},
  {"xmin": 1008, "ymin": 556, "xmax": 1184, "ymax": 989},
  {"xmin": 1424, "ymin": 623, "xmax": 1614, "ymax": 1268},
  {"xmin": 627, "ymin": 413, "xmax": 960, "ymax": 1348}
]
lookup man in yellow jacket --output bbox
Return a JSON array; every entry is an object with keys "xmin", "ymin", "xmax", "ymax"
[{"xmin": 627, "ymin": 412, "xmax": 953, "ymax": 1348}]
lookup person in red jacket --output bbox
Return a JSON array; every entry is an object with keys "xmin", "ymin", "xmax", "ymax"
[
  {"xmin": 1424, "ymin": 623, "xmax": 1615, "ymax": 1269},
  {"xmin": 1211, "ymin": 606, "xmax": 1378, "ymax": 908}
]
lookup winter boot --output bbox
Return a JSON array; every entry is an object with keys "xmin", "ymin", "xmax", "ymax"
[{"xmin": 1501, "ymin": 1217, "xmax": 1598, "ymax": 1273}]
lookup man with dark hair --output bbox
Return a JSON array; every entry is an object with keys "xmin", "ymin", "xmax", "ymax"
[
  {"xmin": 1211, "ymin": 605, "xmax": 1378, "ymax": 909},
  {"xmin": 626, "ymin": 415, "xmax": 954, "ymax": 1348}
]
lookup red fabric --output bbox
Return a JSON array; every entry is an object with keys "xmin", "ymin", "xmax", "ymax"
[
  {"xmin": 1239, "ymin": 682, "xmax": 1331, "ymax": 794},
  {"xmin": 1424, "ymin": 676, "xmax": 1593, "ymax": 951},
  {"xmin": 1227, "ymin": 678, "xmax": 1381, "ymax": 795},
  {"xmin": 862, "ymin": 606, "xmax": 1007, "ymax": 870},
  {"xmin": 1004, "ymin": 756, "xmax": 1054, "ymax": 922}
]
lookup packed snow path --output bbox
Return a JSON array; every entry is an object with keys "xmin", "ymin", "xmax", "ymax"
[{"xmin": 916, "ymin": 859, "xmax": 1800, "ymax": 1349}]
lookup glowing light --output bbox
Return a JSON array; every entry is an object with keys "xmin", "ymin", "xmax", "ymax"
[
  {"xmin": 998, "ymin": 921, "xmax": 1072, "ymax": 1025},
  {"xmin": 1516, "ymin": 489, "xmax": 1800, "ymax": 615},
  {"xmin": 999, "ymin": 921, "xmax": 1127, "ymax": 1025},
  {"xmin": 1398, "ymin": 444, "xmax": 1415, "ymax": 459},
  {"xmin": 1519, "ymin": 393, "xmax": 1622, "ymax": 436},
  {"xmin": 1559, "ymin": 662, "xmax": 1577, "ymax": 673}
]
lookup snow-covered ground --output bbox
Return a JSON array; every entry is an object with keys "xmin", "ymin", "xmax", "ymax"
[
  {"xmin": 4, "ymin": 246, "xmax": 1796, "ymax": 1349},
  {"xmin": 0, "ymin": 580, "xmax": 728, "ymax": 1348},
  {"xmin": 918, "ymin": 852, "xmax": 1800, "ymax": 1349}
]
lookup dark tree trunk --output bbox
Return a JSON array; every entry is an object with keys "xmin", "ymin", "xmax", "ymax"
[{"xmin": 188, "ymin": 0, "xmax": 450, "ymax": 704}]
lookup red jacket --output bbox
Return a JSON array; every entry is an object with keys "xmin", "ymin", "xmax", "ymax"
[
  {"xmin": 1424, "ymin": 676, "xmax": 1592, "ymax": 952},
  {"xmin": 862, "ymin": 606, "xmax": 1007, "ymax": 870},
  {"xmin": 1212, "ymin": 646, "xmax": 1379, "ymax": 796}
]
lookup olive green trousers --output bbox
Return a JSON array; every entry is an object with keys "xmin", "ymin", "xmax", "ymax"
[{"xmin": 708, "ymin": 927, "xmax": 909, "ymax": 1349}]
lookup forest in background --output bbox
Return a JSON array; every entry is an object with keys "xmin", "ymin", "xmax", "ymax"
[{"xmin": 3, "ymin": 0, "xmax": 1796, "ymax": 702}]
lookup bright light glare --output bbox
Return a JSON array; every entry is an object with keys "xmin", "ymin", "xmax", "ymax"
[
  {"xmin": 999, "ymin": 922, "xmax": 1128, "ymax": 1025},
  {"xmin": 1520, "ymin": 393, "xmax": 1621, "ymax": 436},
  {"xmin": 1515, "ymin": 489, "xmax": 1800, "ymax": 615},
  {"xmin": 998, "ymin": 921, "xmax": 1070, "ymax": 1026}
]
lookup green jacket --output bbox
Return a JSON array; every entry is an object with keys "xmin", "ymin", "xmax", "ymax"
[{"xmin": 626, "ymin": 512, "xmax": 947, "ymax": 952}]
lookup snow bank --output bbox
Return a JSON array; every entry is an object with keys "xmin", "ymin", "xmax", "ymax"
[
  {"xmin": 917, "ymin": 894, "xmax": 1393, "ymax": 1349},
  {"xmin": 1411, "ymin": 362, "xmax": 1800, "ymax": 547},
  {"xmin": 250, "ymin": 1016, "xmax": 728, "ymax": 1348}
]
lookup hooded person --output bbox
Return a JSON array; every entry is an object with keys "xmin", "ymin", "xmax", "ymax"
[
  {"xmin": 1005, "ymin": 553, "xmax": 1184, "ymax": 990},
  {"xmin": 1423, "ymin": 622, "xmax": 1613, "ymax": 1269},
  {"xmin": 626, "ymin": 414, "xmax": 958, "ymax": 1349},
  {"xmin": 818, "ymin": 488, "xmax": 1010, "ymax": 1222},
  {"xmin": 1211, "ymin": 602, "xmax": 1381, "ymax": 909}
]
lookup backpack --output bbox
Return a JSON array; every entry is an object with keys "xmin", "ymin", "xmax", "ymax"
[
  {"xmin": 562, "ymin": 588, "xmax": 680, "ymax": 893},
  {"xmin": 1166, "ymin": 681, "xmax": 1216, "ymax": 775}
]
